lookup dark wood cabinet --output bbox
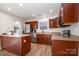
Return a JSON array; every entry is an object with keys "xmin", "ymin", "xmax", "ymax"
[
  {"xmin": 60, "ymin": 3, "xmax": 78, "ymax": 25},
  {"xmin": 52, "ymin": 40, "xmax": 78, "ymax": 56},
  {"xmin": 37, "ymin": 34, "xmax": 42, "ymax": 43},
  {"xmin": 31, "ymin": 21, "xmax": 38, "ymax": 29},
  {"xmin": 1, "ymin": 35, "xmax": 31, "ymax": 56},
  {"xmin": 49, "ymin": 18, "xmax": 58, "ymax": 28},
  {"xmin": 37, "ymin": 34, "xmax": 52, "ymax": 45},
  {"xmin": 0, "ymin": 36, "xmax": 1, "ymax": 50},
  {"xmin": 22, "ymin": 36, "xmax": 31, "ymax": 55},
  {"xmin": 78, "ymin": 4, "xmax": 79, "ymax": 20}
]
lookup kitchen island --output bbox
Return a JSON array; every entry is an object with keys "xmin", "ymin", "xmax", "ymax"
[
  {"xmin": 0, "ymin": 34, "xmax": 31, "ymax": 56},
  {"xmin": 51, "ymin": 32, "xmax": 79, "ymax": 56}
]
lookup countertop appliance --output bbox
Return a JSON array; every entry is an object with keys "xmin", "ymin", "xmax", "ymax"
[{"xmin": 61, "ymin": 30, "xmax": 71, "ymax": 38}]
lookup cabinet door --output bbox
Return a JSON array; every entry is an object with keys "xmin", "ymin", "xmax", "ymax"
[
  {"xmin": 64, "ymin": 41, "xmax": 78, "ymax": 56},
  {"xmin": 37, "ymin": 34, "xmax": 52, "ymax": 45},
  {"xmin": 49, "ymin": 19, "xmax": 58, "ymax": 28},
  {"xmin": 22, "ymin": 36, "xmax": 31, "ymax": 55},
  {"xmin": 52, "ymin": 40, "xmax": 78, "ymax": 56},
  {"xmin": 41, "ymin": 34, "xmax": 47, "ymax": 44},
  {"xmin": 37, "ymin": 34, "xmax": 41, "ymax": 43},
  {"xmin": 31, "ymin": 21, "xmax": 38, "ymax": 29},
  {"xmin": 47, "ymin": 35, "xmax": 52, "ymax": 45},
  {"xmin": 63, "ymin": 3, "xmax": 78, "ymax": 24}
]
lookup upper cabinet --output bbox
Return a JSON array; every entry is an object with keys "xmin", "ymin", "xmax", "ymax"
[
  {"xmin": 60, "ymin": 3, "xmax": 78, "ymax": 25},
  {"xmin": 49, "ymin": 17, "xmax": 58, "ymax": 28},
  {"xmin": 31, "ymin": 21, "xmax": 38, "ymax": 29},
  {"xmin": 49, "ymin": 3, "xmax": 78, "ymax": 28}
]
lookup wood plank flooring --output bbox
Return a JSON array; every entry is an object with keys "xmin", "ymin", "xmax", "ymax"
[{"xmin": 0, "ymin": 43, "xmax": 52, "ymax": 56}]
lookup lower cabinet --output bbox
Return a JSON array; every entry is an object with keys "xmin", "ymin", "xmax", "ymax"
[
  {"xmin": 37, "ymin": 34, "xmax": 52, "ymax": 45},
  {"xmin": 1, "ymin": 35, "xmax": 31, "ymax": 56},
  {"xmin": 22, "ymin": 36, "xmax": 31, "ymax": 55},
  {"xmin": 0, "ymin": 36, "xmax": 1, "ymax": 50},
  {"xmin": 52, "ymin": 40, "xmax": 78, "ymax": 56}
]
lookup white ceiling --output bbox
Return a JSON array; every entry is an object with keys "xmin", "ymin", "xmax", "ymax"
[{"xmin": 0, "ymin": 3, "xmax": 61, "ymax": 19}]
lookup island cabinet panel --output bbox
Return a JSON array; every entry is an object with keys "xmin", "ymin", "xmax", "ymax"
[
  {"xmin": 1, "ymin": 35, "xmax": 31, "ymax": 56},
  {"xmin": 62, "ymin": 3, "xmax": 78, "ymax": 24},
  {"xmin": 37, "ymin": 34, "xmax": 52, "ymax": 45},
  {"xmin": 22, "ymin": 36, "xmax": 31, "ymax": 55},
  {"xmin": 52, "ymin": 40, "xmax": 78, "ymax": 56},
  {"xmin": 1, "ymin": 37, "xmax": 22, "ymax": 55}
]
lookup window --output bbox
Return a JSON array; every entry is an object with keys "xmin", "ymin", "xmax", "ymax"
[{"xmin": 40, "ymin": 21, "xmax": 48, "ymax": 30}]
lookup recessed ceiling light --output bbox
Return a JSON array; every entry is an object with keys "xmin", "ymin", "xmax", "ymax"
[
  {"xmin": 50, "ymin": 10, "xmax": 53, "ymax": 13},
  {"xmin": 8, "ymin": 8, "xmax": 11, "ymax": 11},
  {"xmin": 19, "ymin": 3, "xmax": 23, "ymax": 7}
]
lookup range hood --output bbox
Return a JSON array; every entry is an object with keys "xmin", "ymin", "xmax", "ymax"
[
  {"xmin": 58, "ymin": 16, "xmax": 70, "ymax": 28},
  {"xmin": 59, "ymin": 24, "xmax": 70, "ymax": 28}
]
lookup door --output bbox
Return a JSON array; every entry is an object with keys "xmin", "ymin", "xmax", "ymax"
[{"xmin": 25, "ymin": 24, "xmax": 31, "ymax": 33}]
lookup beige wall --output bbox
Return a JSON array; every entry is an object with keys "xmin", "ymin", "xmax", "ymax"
[
  {"xmin": 0, "ymin": 11, "xmax": 24, "ymax": 34},
  {"xmin": 70, "ymin": 22, "xmax": 79, "ymax": 36}
]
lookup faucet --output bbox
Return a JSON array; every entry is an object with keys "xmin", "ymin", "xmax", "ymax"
[{"xmin": 42, "ymin": 30, "xmax": 44, "ymax": 33}]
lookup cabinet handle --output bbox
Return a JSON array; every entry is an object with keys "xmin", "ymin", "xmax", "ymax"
[{"xmin": 23, "ymin": 40, "xmax": 26, "ymax": 43}]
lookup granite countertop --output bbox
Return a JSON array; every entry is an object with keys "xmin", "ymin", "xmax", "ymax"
[
  {"xmin": 51, "ymin": 32, "xmax": 79, "ymax": 41},
  {"xmin": 37, "ymin": 32, "xmax": 52, "ymax": 35},
  {"xmin": 0, "ymin": 34, "xmax": 31, "ymax": 37}
]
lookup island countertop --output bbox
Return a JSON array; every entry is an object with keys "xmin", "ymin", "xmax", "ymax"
[
  {"xmin": 51, "ymin": 32, "xmax": 79, "ymax": 41},
  {"xmin": 0, "ymin": 34, "xmax": 31, "ymax": 37},
  {"xmin": 36, "ymin": 32, "xmax": 52, "ymax": 35}
]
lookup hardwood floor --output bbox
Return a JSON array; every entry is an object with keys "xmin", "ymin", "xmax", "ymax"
[
  {"xmin": 26, "ymin": 43, "xmax": 51, "ymax": 56},
  {"xmin": 0, "ymin": 43, "xmax": 52, "ymax": 56}
]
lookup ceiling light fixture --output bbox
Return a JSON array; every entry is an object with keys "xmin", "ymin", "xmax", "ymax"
[
  {"xmin": 8, "ymin": 8, "xmax": 11, "ymax": 11},
  {"xmin": 50, "ymin": 10, "xmax": 53, "ymax": 13},
  {"xmin": 19, "ymin": 3, "xmax": 23, "ymax": 7}
]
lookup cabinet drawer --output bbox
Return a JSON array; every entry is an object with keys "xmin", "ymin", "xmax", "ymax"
[{"xmin": 22, "ymin": 44, "xmax": 31, "ymax": 55}]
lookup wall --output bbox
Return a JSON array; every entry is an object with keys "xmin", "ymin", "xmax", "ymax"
[
  {"xmin": 0, "ymin": 11, "xmax": 25, "ymax": 34},
  {"xmin": 69, "ymin": 22, "xmax": 79, "ymax": 36}
]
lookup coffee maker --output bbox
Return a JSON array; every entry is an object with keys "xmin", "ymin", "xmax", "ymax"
[{"xmin": 61, "ymin": 30, "xmax": 71, "ymax": 38}]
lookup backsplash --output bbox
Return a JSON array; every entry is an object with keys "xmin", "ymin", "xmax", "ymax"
[{"xmin": 70, "ymin": 22, "xmax": 79, "ymax": 36}]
